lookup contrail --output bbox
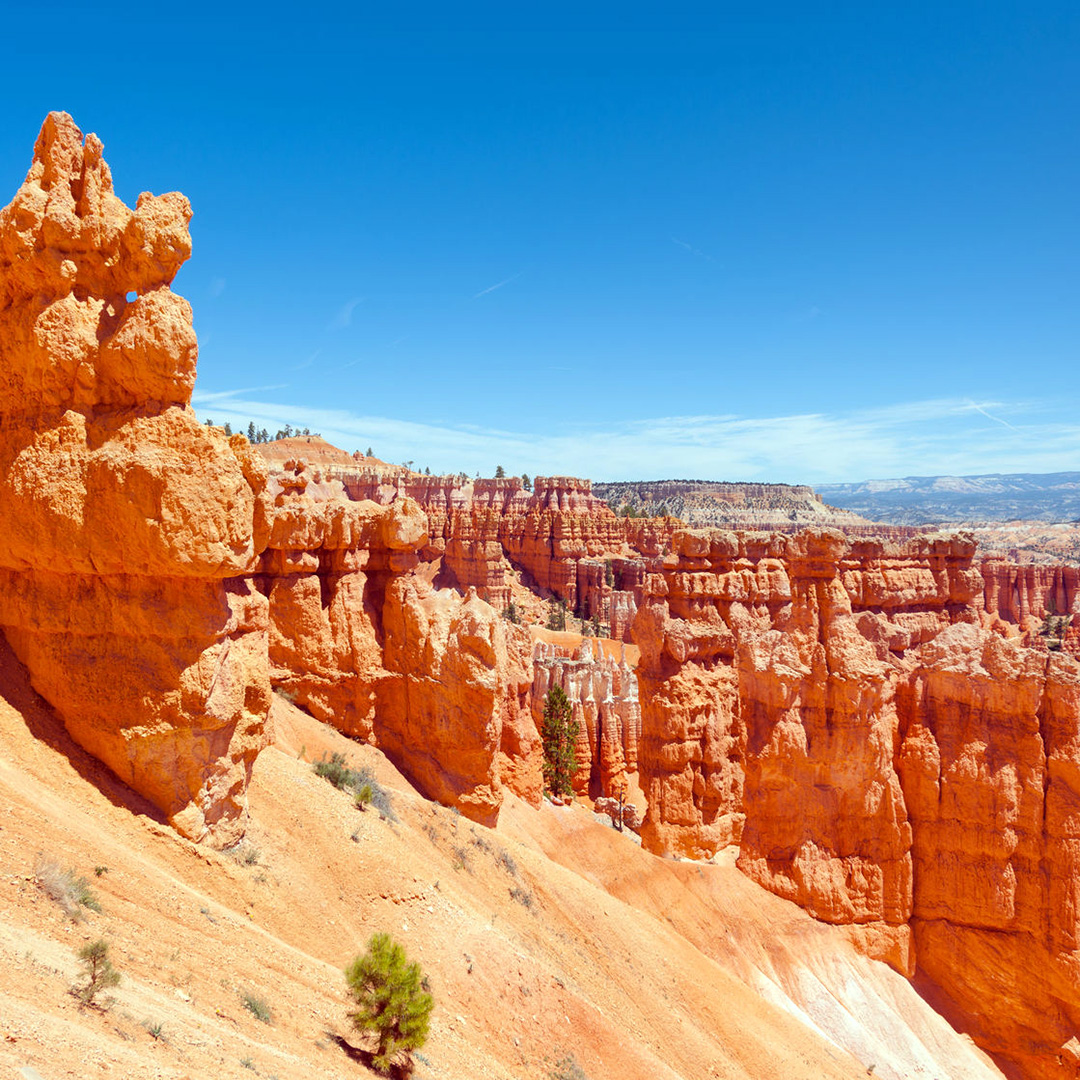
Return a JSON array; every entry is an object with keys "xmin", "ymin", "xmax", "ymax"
[{"xmin": 473, "ymin": 273, "xmax": 520, "ymax": 299}]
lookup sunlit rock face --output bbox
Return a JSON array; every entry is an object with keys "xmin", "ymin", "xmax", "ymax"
[
  {"xmin": 0, "ymin": 113, "xmax": 271, "ymax": 843},
  {"xmin": 633, "ymin": 526, "xmax": 1080, "ymax": 1077}
]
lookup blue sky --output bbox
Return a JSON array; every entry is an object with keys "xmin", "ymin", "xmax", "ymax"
[{"xmin": 2, "ymin": 3, "xmax": 1078, "ymax": 483}]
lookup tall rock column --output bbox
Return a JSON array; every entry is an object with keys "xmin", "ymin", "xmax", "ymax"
[{"xmin": 0, "ymin": 113, "xmax": 270, "ymax": 843}]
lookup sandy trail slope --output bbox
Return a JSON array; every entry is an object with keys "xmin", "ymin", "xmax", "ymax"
[{"xmin": 0, "ymin": 640, "xmax": 999, "ymax": 1080}]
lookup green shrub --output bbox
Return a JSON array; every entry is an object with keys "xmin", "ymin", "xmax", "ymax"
[
  {"xmin": 75, "ymin": 938, "xmax": 120, "ymax": 1004},
  {"xmin": 314, "ymin": 751, "xmax": 356, "ymax": 790},
  {"xmin": 241, "ymin": 990, "xmax": 273, "ymax": 1024},
  {"xmin": 313, "ymin": 755, "xmax": 396, "ymax": 820},
  {"xmin": 345, "ymin": 932, "xmax": 434, "ymax": 1074}
]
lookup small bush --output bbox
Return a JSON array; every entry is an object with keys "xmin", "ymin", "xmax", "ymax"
[
  {"xmin": 313, "ymin": 755, "xmax": 396, "ymax": 821},
  {"xmin": 497, "ymin": 849, "xmax": 518, "ymax": 876},
  {"xmin": 75, "ymin": 938, "xmax": 121, "ymax": 1005},
  {"xmin": 314, "ymin": 751, "xmax": 356, "ymax": 790},
  {"xmin": 226, "ymin": 841, "xmax": 260, "ymax": 866},
  {"xmin": 547, "ymin": 1052, "xmax": 589, "ymax": 1080},
  {"xmin": 352, "ymin": 766, "xmax": 397, "ymax": 821},
  {"xmin": 509, "ymin": 885, "xmax": 533, "ymax": 909},
  {"xmin": 36, "ymin": 858, "xmax": 101, "ymax": 920},
  {"xmin": 345, "ymin": 932, "xmax": 434, "ymax": 1075},
  {"xmin": 241, "ymin": 990, "xmax": 273, "ymax": 1024}
]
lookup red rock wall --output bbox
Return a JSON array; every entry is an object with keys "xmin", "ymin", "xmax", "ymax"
[
  {"xmin": 982, "ymin": 557, "xmax": 1080, "ymax": 640},
  {"xmin": 633, "ymin": 525, "xmax": 1080, "ymax": 1077}
]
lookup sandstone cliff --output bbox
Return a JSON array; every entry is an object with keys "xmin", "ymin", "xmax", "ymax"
[
  {"xmin": 632, "ymin": 526, "xmax": 1080, "ymax": 1077},
  {"xmin": 0, "ymin": 113, "xmax": 270, "ymax": 844}
]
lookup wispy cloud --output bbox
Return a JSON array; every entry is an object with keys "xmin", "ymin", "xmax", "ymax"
[
  {"xmin": 671, "ymin": 236, "xmax": 715, "ymax": 262},
  {"xmin": 191, "ymin": 384, "xmax": 289, "ymax": 403},
  {"xmin": 292, "ymin": 350, "xmax": 319, "ymax": 372},
  {"xmin": 330, "ymin": 297, "xmax": 364, "ymax": 330},
  {"xmin": 473, "ymin": 273, "xmax": 521, "ymax": 300},
  {"xmin": 210, "ymin": 277, "xmax": 226, "ymax": 298},
  {"xmin": 189, "ymin": 394, "xmax": 1078, "ymax": 484},
  {"xmin": 964, "ymin": 399, "xmax": 1019, "ymax": 431}
]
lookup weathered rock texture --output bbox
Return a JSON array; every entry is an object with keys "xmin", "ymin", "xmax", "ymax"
[
  {"xmin": 633, "ymin": 526, "xmax": 1080, "ymax": 1077},
  {"xmin": 254, "ymin": 446, "xmax": 679, "ymax": 642},
  {"xmin": 258, "ymin": 456, "xmax": 543, "ymax": 823},
  {"xmin": 0, "ymin": 113, "xmax": 271, "ymax": 843},
  {"xmin": 531, "ymin": 637, "xmax": 640, "ymax": 798},
  {"xmin": 982, "ymin": 558, "xmax": 1080, "ymax": 655}
]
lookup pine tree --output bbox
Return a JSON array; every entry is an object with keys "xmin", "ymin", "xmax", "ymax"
[
  {"xmin": 75, "ymin": 938, "xmax": 121, "ymax": 1005},
  {"xmin": 247, "ymin": 421, "xmax": 256, "ymax": 442},
  {"xmin": 345, "ymin": 933, "xmax": 434, "ymax": 1075},
  {"xmin": 541, "ymin": 685, "xmax": 579, "ymax": 798},
  {"xmin": 521, "ymin": 473, "xmax": 531, "ymax": 490},
  {"xmin": 495, "ymin": 464, "xmax": 506, "ymax": 478}
]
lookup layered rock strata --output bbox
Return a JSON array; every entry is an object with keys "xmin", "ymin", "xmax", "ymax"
[
  {"xmin": 0, "ymin": 113, "xmax": 271, "ymax": 844},
  {"xmin": 255, "ymin": 446, "xmax": 680, "ymax": 641},
  {"xmin": 633, "ymin": 526, "xmax": 1080, "ymax": 1078},
  {"xmin": 982, "ymin": 558, "xmax": 1080, "ymax": 653}
]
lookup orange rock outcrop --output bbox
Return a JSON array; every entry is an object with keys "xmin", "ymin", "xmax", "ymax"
[
  {"xmin": 258, "ymin": 457, "xmax": 543, "ymax": 823},
  {"xmin": 633, "ymin": 526, "xmax": 1080, "ymax": 1077},
  {"xmin": 0, "ymin": 113, "xmax": 270, "ymax": 843}
]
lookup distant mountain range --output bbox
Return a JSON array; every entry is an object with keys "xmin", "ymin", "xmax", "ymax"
[{"xmin": 817, "ymin": 471, "xmax": 1080, "ymax": 525}]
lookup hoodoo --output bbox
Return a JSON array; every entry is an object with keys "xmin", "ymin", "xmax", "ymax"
[{"xmin": 0, "ymin": 112, "xmax": 271, "ymax": 843}]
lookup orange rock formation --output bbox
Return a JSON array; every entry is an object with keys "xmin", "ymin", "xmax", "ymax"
[
  {"xmin": 633, "ymin": 526, "xmax": 1080, "ymax": 1077},
  {"xmin": 0, "ymin": 113, "xmax": 270, "ymax": 844},
  {"xmin": 7, "ymin": 114, "xmax": 1080, "ymax": 1078}
]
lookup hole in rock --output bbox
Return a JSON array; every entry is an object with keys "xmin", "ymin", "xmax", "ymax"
[{"xmin": 126, "ymin": 291, "xmax": 138, "ymax": 303}]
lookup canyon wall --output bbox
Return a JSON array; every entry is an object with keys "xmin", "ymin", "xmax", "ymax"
[
  {"xmin": 0, "ymin": 115, "xmax": 541, "ymax": 837},
  {"xmin": 255, "ymin": 450, "xmax": 680, "ymax": 641},
  {"xmin": 633, "ymin": 525, "xmax": 1080, "ymax": 1078}
]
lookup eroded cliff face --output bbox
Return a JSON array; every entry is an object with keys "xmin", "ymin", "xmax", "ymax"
[
  {"xmin": 256, "ymin": 457, "xmax": 543, "ymax": 823},
  {"xmin": 254, "ymin": 447, "xmax": 678, "ymax": 643},
  {"xmin": 633, "ymin": 526, "xmax": 1080, "ymax": 1077},
  {"xmin": 0, "ymin": 113, "xmax": 271, "ymax": 843}
]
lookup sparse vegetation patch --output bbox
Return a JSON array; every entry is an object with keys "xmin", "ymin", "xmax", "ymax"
[{"xmin": 35, "ymin": 857, "xmax": 102, "ymax": 920}]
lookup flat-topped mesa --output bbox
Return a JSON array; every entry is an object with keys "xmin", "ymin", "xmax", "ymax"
[
  {"xmin": 0, "ymin": 113, "xmax": 270, "ymax": 843},
  {"xmin": 593, "ymin": 478, "xmax": 886, "ymax": 533},
  {"xmin": 633, "ymin": 524, "xmax": 1080, "ymax": 1077}
]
